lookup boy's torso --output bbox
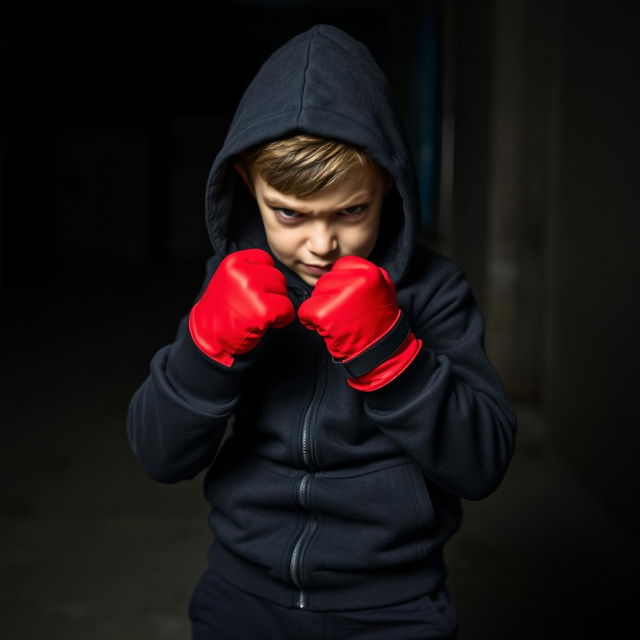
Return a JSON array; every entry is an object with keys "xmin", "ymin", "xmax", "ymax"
[{"xmin": 201, "ymin": 243, "xmax": 462, "ymax": 611}]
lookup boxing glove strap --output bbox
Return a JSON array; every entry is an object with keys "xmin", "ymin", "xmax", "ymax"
[{"xmin": 334, "ymin": 312, "xmax": 411, "ymax": 379}]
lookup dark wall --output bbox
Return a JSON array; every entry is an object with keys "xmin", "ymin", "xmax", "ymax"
[
  {"xmin": 544, "ymin": 0, "xmax": 640, "ymax": 535},
  {"xmin": 448, "ymin": 0, "xmax": 640, "ymax": 535},
  {"xmin": 448, "ymin": 0, "xmax": 493, "ymax": 305}
]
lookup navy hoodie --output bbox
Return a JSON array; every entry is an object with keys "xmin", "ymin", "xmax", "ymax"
[{"xmin": 127, "ymin": 24, "xmax": 517, "ymax": 612}]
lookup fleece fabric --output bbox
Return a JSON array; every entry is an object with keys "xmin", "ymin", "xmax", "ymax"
[{"xmin": 127, "ymin": 24, "xmax": 517, "ymax": 612}]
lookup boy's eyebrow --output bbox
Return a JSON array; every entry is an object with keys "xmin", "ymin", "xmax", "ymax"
[{"xmin": 263, "ymin": 191, "xmax": 373, "ymax": 214}]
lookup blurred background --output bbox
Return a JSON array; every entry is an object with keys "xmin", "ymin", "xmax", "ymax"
[{"xmin": 1, "ymin": 0, "xmax": 638, "ymax": 637}]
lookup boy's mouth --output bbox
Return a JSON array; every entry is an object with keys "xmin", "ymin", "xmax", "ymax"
[{"xmin": 301, "ymin": 263, "xmax": 333, "ymax": 276}]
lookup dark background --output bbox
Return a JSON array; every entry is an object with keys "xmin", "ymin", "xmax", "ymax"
[{"xmin": 1, "ymin": 0, "xmax": 639, "ymax": 638}]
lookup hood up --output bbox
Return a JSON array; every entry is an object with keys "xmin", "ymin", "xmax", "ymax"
[{"xmin": 203, "ymin": 24, "xmax": 421, "ymax": 286}]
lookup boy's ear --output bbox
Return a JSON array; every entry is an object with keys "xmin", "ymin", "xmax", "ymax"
[{"xmin": 234, "ymin": 161, "xmax": 255, "ymax": 197}]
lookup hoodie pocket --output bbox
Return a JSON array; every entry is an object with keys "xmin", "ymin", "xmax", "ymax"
[
  {"xmin": 304, "ymin": 460, "xmax": 436, "ymax": 576},
  {"xmin": 404, "ymin": 461, "xmax": 435, "ymax": 531},
  {"xmin": 204, "ymin": 455, "xmax": 303, "ymax": 580}
]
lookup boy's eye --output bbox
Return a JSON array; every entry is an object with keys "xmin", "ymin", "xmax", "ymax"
[
  {"xmin": 274, "ymin": 208, "xmax": 303, "ymax": 222},
  {"xmin": 272, "ymin": 204, "xmax": 368, "ymax": 222},
  {"xmin": 339, "ymin": 204, "xmax": 367, "ymax": 216}
]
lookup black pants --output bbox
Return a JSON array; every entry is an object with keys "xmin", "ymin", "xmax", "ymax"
[{"xmin": 190, "ymin": 568, "xmax": 458, "ymax": 640}]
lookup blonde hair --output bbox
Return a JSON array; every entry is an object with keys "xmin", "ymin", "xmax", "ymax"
[{"xmin": 239, "ymin": 134, "xmax": 385, "ymax": 198}]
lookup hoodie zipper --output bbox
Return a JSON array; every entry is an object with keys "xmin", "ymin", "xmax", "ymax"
[
  {"xmin": 300, "ymin": 341, "xmax": 323, "ymax": 469},
  {"xmin": 288, "ymin": 289, "xmax": 328, "ymax": 609},
  {"xmin": 289, "ymin": 474, "xmax": 317, "ymax": 609}
]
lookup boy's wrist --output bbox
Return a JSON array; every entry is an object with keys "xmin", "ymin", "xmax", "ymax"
[
  {"xmin": 346, "ymin": 332, "xmax": 422, "ymax": 392},
  {"xmin": 167, "ymin": 330, "xmax": 250, "ymax": 402},
  {"xmin": 335, "ymin": 311, "xmax": 412, "ymax": 378},
  {"xmin": 359, "ymin": 344, "xmax": 439, "ymax": 401}
]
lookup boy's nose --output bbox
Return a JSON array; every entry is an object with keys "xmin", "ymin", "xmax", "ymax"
[{"xmin": 307, "ymin": 223, "xmax": 338, "ymax": 256}]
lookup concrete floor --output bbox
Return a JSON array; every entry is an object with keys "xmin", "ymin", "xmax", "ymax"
[{"xmin": 2, "ymin": 269, "xmax": 638, "ymax": 639}]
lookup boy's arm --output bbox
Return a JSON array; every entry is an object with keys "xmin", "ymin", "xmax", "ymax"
[
  {"xmin": 126, "ymin": 255, "xmax": 250, "ymax": 483},
  {"xmin": 362, "ymin": 267, "xmax": 517, "ymax": 500}
]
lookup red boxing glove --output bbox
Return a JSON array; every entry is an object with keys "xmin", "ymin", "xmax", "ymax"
[
  {"xmin": 298, "ymin": 256, "xmax": 422, "ymax": 391},
  {"xmin": 189, "ymin": 249, "xmax": 295, "ymax": 367}
]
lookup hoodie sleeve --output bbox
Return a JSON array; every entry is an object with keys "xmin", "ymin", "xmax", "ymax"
[
  {"xmin": 363, "ymin": 267, "xmax": 517, "ymax": 500},
  {"xmin": 126, "ymin": 256, "xmax": 252, "ymax": 483}
]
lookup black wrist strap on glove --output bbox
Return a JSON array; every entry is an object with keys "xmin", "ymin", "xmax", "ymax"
[{"xmin": 333, "ymin": 312, "xmax": 411, "ymax": 379}]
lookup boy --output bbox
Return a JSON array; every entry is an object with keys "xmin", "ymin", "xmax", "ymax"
[{"xmin": 127, "ymin": 24, "xmax": 516, "ymax": 639}]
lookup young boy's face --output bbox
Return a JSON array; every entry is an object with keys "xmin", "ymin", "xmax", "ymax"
[{"xmin": 236, "ymin": 162, "xmax": 389, "ymax": 286}]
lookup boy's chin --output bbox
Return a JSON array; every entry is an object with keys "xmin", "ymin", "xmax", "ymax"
[
  {"xmin": 297, "ymin": 272, "xmax": 321, "ymax": 286},
  {"xmin": 288, "ymin": 263, "xmax": 326, "ymax": 286}
]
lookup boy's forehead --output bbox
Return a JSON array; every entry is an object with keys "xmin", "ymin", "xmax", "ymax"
[{"xmin": 257, "ymin": 164, "xmax": 385, "ymax": 203}]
